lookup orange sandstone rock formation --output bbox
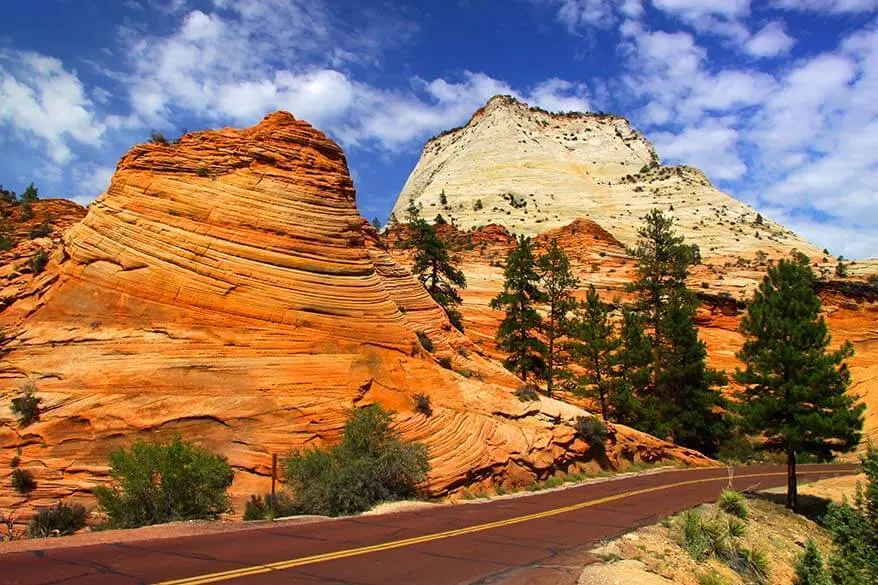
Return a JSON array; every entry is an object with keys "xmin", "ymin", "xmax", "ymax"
[{"xmin": 0, "ymin": 113, "xmax": 711, "ymax": 523}]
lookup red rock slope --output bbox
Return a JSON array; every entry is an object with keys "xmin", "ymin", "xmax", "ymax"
[{"xmin": 0, "ymin": 113, "xmax": 712, "ymax": 522}]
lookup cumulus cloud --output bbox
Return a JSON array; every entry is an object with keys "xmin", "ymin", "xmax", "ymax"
[
  {"xmin": 745, "ymin": 21, "xmax": 796, "ymax": 57},
  {"xmin": 653, "ymin": 121, "xmax": 747, "ymax": 180},
  {"xmin": 773, "ymin": 0, "xmax": 878, "ymax": 12},
  {"xmin": 0, "ymin": 51, "xmax": 105, "ymax": 163}
]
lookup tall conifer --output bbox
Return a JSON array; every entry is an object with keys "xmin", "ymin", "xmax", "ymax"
[
  {"xmin": 491, "ymin": 235, "xmax": 547, "ymax": 382},
  {"xmin": 735, "ymin": 254, "xmax": 864, "ymax": 510},
  {"xmin": 536, "ymin": 239, "xmax": 579, "ymax": 397},
  {"xmin": 567, "ymin": 285, "xmax": 618, "ymax": 420}
]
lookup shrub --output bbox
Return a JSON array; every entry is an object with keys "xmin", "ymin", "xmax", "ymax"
[
  {"xmin": 11, "ymin": 468, "xmax": 36, "ymax": 494},
  {"xmin": 196, "ymin": 166, "xmax": 210, "ymax": 177},
  {"xmin": 727, "ymin": 545, "xmax": 769, "ymax": 585},
  {"xmin": 0, "ymin": 233, "xmax": 12, "ymax": 251},
  {"xmin": 413, "ymin": 393, "xmax": 432, "ymax": 416},
  {"xmin": 515, "ymin": 384, "xmax": 539, "ymax": 402},
  {"xmin": 283, "ymin": 405, "xmax": 429, "ymax": 517},
  {"xmin": 794, "ymin": 539, "xmax": 831, "ymax": 585},
  {"xmin": 93, "ymin": 436, "xmax": 233, "ymax": 529},
  {"xmin": 718, "ymin": 489, "xmax": 749, "ymax": 520},
  {"xmin": 824, "ymin": 445, "xmax": 878, "ymax": 584},
  {"xmin": 835, "ymin": 262, "xmax": 849, "ymax": 278},
  {"xmin": 575, "ymin": 416, "xmax": 608, "ymax": 454},
  {"xmin": 28, "ymin": 502, "xmax": 88, "ymax": 538},
  {"xmin": 150, "ymin": 130, "xmax": 169, "ymax": 145},
  {"xmin": 437, "ymin": 356, "xmax": 452, "ymax": 369},
  {"xmin": 27, "ymin": 223, "xmax": 51, "ymax": 239},
  {"xmin": 11, "ymin": 382, "xmax": 41, "ymax": 426},
  {"xmin": 243, "ymin": 492, "xmax": 298, "ymax": 521},
  {"xmin": 20, "ymin": 203, "xmax": 34, "ymax": 221},
  {"xmin": 416, "ymin": 331, "xmax": 434, "ymax": 352},
  {"xmin": 697, "ymin": 570, "xmax": 728, "ymax": 585},
  {"xmin": 29, "ymin": 249, "xmax": 48, "ymax": 274}
]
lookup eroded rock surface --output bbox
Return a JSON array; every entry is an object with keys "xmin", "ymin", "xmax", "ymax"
[{"xmin": 0, "ymin": 113, "xmax": 709, "ymax": 523}]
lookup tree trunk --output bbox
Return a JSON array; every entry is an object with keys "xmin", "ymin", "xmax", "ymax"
[
  {"xmin": 786, "ymin": 446, "xmax": 798, "ymax": 511},
  {"xmin": 547, "ymin": 326, "xmax": 554, "ymax": 398},
  {"xmin": 595, "ymin": 358, "xmax": 607, "ymax": 420}
]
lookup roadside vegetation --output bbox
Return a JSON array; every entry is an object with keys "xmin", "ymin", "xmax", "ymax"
[{"xmin": 245, "ymin": 405, "xmax": 430, "ymax": 520}]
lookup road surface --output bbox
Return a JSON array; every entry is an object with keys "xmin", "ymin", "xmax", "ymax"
[{"xmin": 1, "ymin": 464, "xmax": 858, "ymax": 585}]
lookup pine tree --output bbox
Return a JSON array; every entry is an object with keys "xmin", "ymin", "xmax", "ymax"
[
  {"xmin": 567, "ymin": 285, "xmax": 619, "ymax": 420},
  {"xmin": 371, "ymin": 217, "xmax": 381, "ymax": 230},
  {"xmin": 491, "ymin": 235, "xmax": 547, "ymax": 382},
  {"xmin": 614, "ymin": 307, "xmax": 659, "ymax": 430},
  {"xmin": 627, "ymin": 210, "xmax": 727, "ymax": 453},
  {"xmin": 735, "ymin": 254, "xmax": 864, "ymax": 510},
  {"xmin": 536, "ymin": 239, "xmax": 579, "ymax": 397},
  {"xmin": 628, "ymin": 209, "xmax": 699, "ymax": 386},
  {"xmin": 658, "ymin": 290, "xmax": 729, "ymax": 455},
  {"xmin": 412, "ymin": 220, "xmax": 467, "ymax": 332},
  {"xmin": 20, "ymin": 183, "xmax": 39, "ymax": 204},
  {"xmin": 405, "ymin": 200, "xmax": 467, "ymax": 331}
]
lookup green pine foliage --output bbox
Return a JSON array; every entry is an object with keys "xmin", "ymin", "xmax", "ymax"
[
  {"xmin": 283, "ymin": 405, "xmax": 429, "ymax": 517},
  {"xmin": 823, "ymin": 445, "xmax": 878, "ymax": 584},
  {"xmin": 566, "ymin": 285, "xmax": 619, "ymax": 420},
  {"xmin": 407, "ymin": 204, "xmax": 467, "ymax": 332},
  {"xmin": 794, "ymin": 539, "xmax": 831, "ymax": 585},
  {"xmin": 10, "ymin": 381, "xmax": 41, "ymax": 427},
  {"xmin": 536, "ymin": 239, "xmax": 579, "ymax": 396},
  {"xmin": 658, "ymin": 290, "xmax": 729, "ymax": 456},
  {"xmin": 735, "ymin": 254, "xmax": 864, "ymax": 510},
  {"xmin": 93, "ymin": 437, "xmax": 234, "ymax": 528},
  {"xmin": 491, "ymin": 235, "xmax": 547, "ymax": 382},
  {"xmin": 627, "ymin": 209, "xmax": 727, "ymax": 455},
  {"xmin": 612, "ymin": 307, "xmax": 655, "ymax": 427},
  {"xmin": 20, "ymin": 183, "xmax": 39, "ymax": 204}
]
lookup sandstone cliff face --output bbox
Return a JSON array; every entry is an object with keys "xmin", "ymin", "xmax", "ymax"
[
  {"xmin": 391, "ymin": 95, "xmax": 822, "ymax": 261},
  {"xmin": 386, "ymin": 219, "xmax": 878, "ymax": 457},
  {"xmin": 0, "ymin": 113, "xmax": 710, "ymax": 523}
]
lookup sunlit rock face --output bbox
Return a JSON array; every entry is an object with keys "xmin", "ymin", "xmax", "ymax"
[
  {"xmin": 0, "ymin": 112, "xmax": 712, "ymax": 523},
  {"xmin": 389, "ymin": 96, "xmax": 878, "ymax": 458}
]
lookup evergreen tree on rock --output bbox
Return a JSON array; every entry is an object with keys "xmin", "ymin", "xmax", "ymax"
[
  {"xmin": 735, "ymin": 253, "xmax": 864, "ymax": 511},
  {"xmin": 491, "ymin": 235, "xmax": 547, "ymax": 383},
  {"xmin": 567, "ymin": 284, "xmax": 618, "ymax": 420},
  {"xmin": 406, "ymin": 201, "xmax": 467, "ymax": 332},
  {"xmin": 536, "ymin": 239, "xmax": 579, "ymax": 397}
]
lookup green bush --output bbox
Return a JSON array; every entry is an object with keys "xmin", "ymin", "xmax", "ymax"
[
  {"xmin": 11, "ymin": 468, "xmax": 36, "ymax": 494},
  {"xmin": 575, "ymin": 416, "xmax": 608, "ymax": 454},
  {"xmin": 679, "ymin": 509, "xmax": 732, "ymax": 561},
  {"xmin": 413, "ymin": 393, "xmax": 432, "ymax": 416},
  {"xmin": 27, "ymin": 223, "xmax": 51, "ymax": 239},
  {"xmin": 243, "ymin": 492, "xmax": 298, "ymax": 521},
  {"xmin": 794, "ymin": 539, "xmax": 831, "ymax": 585},
  {"xmin": 515, "ymin": 384, "xmax": 539, "ymax": 402},
  {"xmin": 283, "ymin": 405, "xmax": 429, "ymax": 517},
  {"xmin": 437, "ymin": 356, "xmax": 452, "ymax": 369},
  {"xmin": 28, "ymin": 502, "xmax": 88, "ymax": 538},
  {"xmin": 416, "ymin": 331, "xmax": 434, "ymax": 352},
  {"xmin": 824, "ymin": 444, "xmax": 878, "ymax": 584},
  {"xmin": 10, "ymin": 382, "xmax": 41, "ymax": 426},
  {"xmin": 93, "ymin": 437, "xmax": 233, "ymax": 528},
  {"xmin": 718, "ymin": 490, "xmax": 749, "ymax": 520},
  {"xmin": 29, "ymin": 249, "xmax": 48, "ymax": 274}
]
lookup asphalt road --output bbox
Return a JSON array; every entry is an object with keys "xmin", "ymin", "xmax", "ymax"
[{"xmin": 0, "ymin": 464, "xmax": 858, "ymax": 585}]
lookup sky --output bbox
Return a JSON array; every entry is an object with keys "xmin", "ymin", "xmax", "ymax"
[{"xmin": 1, "ymin": 1, "xmax": 877, "ymax": 258}]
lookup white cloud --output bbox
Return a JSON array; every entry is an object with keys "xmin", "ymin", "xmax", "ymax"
[
  {"xmin": 526, "ymin": 78, "xmax": 591, "ymax": 112},
  {"xmin": 546, "ymin": 0, "xmax": 617, "ymax": 30},
  {"xmin": 0, "ymin": 51, "xmax": 105, "ymax": 163},
  {"xmin": 745, "ymin": 21, "xmax": 796, "ymax": 57},
  {"xmin": 72, "ymin": 165, "xmax": 115, "ymax": 203},
  {"xmin": 652, "ymin": 121, "xmax": 746, "ymax": 180},
  {"xmin": 773, "ymin": 0, "xmax": 878, "ymax": 12},
  {"xmin": 651, "ymin": 0, "xmax": 750, "ymax": 18}
]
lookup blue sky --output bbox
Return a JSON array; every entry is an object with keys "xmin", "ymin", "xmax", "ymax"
[{"xmin": 1, "ymin": 0, "xmax": 877, "ymax": 258}]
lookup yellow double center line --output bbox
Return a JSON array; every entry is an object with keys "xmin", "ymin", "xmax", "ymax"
[{"xmin": 157, "ymin": 470, "xmax": 843, "ymax": 585}]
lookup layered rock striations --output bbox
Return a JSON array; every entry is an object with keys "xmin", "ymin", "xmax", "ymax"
[
  {"xmin": 1, "ymin": 113, "xmax": 710, "ymax": 522},
  {"xmin": 391, "ymin": 95, "xmax": 822, "ymax": 261},
  {"xmin": 388, "ymin": 97, "xmax": 878, "ymax": 452}
]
